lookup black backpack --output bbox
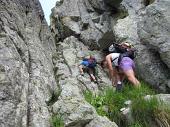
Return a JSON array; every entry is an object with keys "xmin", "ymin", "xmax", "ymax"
[{"xmin": 103, "ymin": 43, "xmax": 137, "ymax": 64}]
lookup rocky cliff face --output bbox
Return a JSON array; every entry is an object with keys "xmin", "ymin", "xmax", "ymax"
[
  {"xmin": 51, "ymin": 36, "xmax": 118, "ymax": 127},
  {"xmin": 0, "ymin": 0, "xmax": 118, "ymax": 127},
  {"xmin": 114, "ymin": 0, "xmax": 170, "ymax": 92},
  {"xmin": 51, "ymin": 0, "xmax": 170, "ymax": 92},
  {"xmin": 1, "ymin": 0, "xmax": 170, "ymax": 127},
  {"xmin": 0, "ymin": 0, "xmax": 57, "ymax": 126}
]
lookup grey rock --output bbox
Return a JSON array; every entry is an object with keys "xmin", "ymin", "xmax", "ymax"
[
  {"xmin": 120, "ymin": 100, "xmax": 133, "ymax": 125},
  {"xmin": 61, "ymin": 16, "xmax": 81, "ymax": 38},
  {"xmin": 84, "ymin": 0, "xmax": 95, "ymax": 12},
  {"xmin": 138, "ymin": 0, "xmax": 170, "ymax": 69},
  {"xmin": 124, "ymin": 100, "xmax": 132, "ymax": 106},
  {"xmin": 52, "ymin": 81, "xmax": 97, "ymax": 127},
  {"xmin": 105, "ymin": 0, "xmax": 123, "ymax": 8},
  {"xmin": 120, "ymin": 107, "xmax": 133, "ymax": 125},
  {"xmin": 50, "ymin": 0, "xmax": 170, "ymax": 126},
  {"xmin": 53, "ymin": 85, "xmax": 118, "ymax": 127},
  {"xmin": 51, "ymin": 0, "xmax": 113, "ymax": 49},
  {"xmin": 85, "ymin": 116, "xmax": 118, "ymax": 127},
  {"xmin": 53, "ymin": 0, "xmax": 80, "ymax": 17},
  {"xmin": 88, "ymin": 0, "xmax": 106, "ymax": 12},
  {"xmin": 52, "ymin": 36, "xmax": 116, "ymax": 126},
  {"xmin": 2, "ymin": 0, "xmax": 170, "ymax": 126},
  {"xmin": 145, "ymin": 94, "xmax": 170, "ymax": 105},
  {"xmin": 113, "ymin": 0, "xmax": 170, "ymax": 92},
  {"xmin": 0, "ymin": 0, "xmax": 57, "ymax": 126},
  {"xmin": 88, "ymin": 0, "xmax": 123, "ymax": 12},
  {"xmin": 54, "ymin": 36, "xmax": 112, "ymax": 92},
  {"xmin": 90, "ymin": 13, "xmax": 101, "ymax": 23},
  {"xmin": 137, "ymin": 0, "xmax": 170, "ymax": 92},
  {"xmin": 156, "ymin": 94, "xmax": 170, "ymax": 105}
]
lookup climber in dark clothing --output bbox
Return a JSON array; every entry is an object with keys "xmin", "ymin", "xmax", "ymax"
[{"xmin": 79, "ymin": 55, "xmax": 97, "ymax": 83}]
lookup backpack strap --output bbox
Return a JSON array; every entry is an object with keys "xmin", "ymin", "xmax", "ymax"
[{"xmin": 111, "ymin": 57, "xmax": 119, "ymax": 63}]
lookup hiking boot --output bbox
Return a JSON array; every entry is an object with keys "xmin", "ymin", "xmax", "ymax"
[
  {"xmin": 116, "ymin": 83, "xmax": 123, "ymax": 92},
  {"xmin": 90, "ymin": 77, "xmax": 98, "ymax": 84}
]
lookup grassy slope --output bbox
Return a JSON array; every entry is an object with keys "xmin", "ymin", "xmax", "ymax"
[{"xmin": 84, "ymin": 82, "xmax": 170, "ymax": 127}]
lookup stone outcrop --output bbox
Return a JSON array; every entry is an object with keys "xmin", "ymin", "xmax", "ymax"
[
  {"xmin": 0, "ymin": 0, "xmax": 118, "ymax": 126},
  {"xmin": 145, "ymin": 94, "xmax": 170, "ymax": 105},
  {"xmin": 52, "ymin": 36, "xmax": 117, "ymax": 127},
  {"xmin": 0, "ymin": 0, "xmax": 57, "ymax": 126},
  {"xmin": 51, "ymin": 0, "xmax": 170, "ymax": 93},
  {"xmin": 1, "ymin": 0, "xmax": 170, "ymax": 126},
  {"xmin": 50, "ymin": 0, "xmax": 115, "ymax": 49},
  {"xmin": 113, "ymin": 0, "xmax": 170, "ymax": 92},
  {"xmin": 138, "ymin": 0, "xmax": 170, "ymax": 90},
  {"xmin": 50, "ymin": 0, "xmax": 170, "ymax": 126}
]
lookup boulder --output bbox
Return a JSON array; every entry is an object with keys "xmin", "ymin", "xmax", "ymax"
[
  {"xmin": 145, "ymin": 94, "xmax": 170, "ymax": 105},
  {"xmin": 52, "ymin": 81, "xmax": 97, "ymax": 127},
  {"xmin": 0, "ymin": 0, "xmax": 57, "ymax": 126},
  {"xmin": 113, "ymin": 0, "xmax": 170, "ymax": 92},
  {"xmin": 53, "ymin": 36, "xmax": 112, "ymax": 92},
  {"xmin": 85, "ymin": 116, "xmax": 118, "ymax": 127},
  {"xmin": 138, "ymin": 0, "xmax": 170, "ymax": 71},
  {"xmin": 50, "ymin": 0, "xmax": 113, "ymax": 49},
  {"xmin": 52, "ymin": 36, "xmax": 117, "ymax": 126}
]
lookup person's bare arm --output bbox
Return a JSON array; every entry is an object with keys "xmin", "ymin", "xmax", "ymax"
[
  {"xmin": 106, "ymin": 54, "xmax": 114, "ymax": 79},
  {"xmin": 106, "ymin": 54, "xmax": 120, "ymax": 86}
]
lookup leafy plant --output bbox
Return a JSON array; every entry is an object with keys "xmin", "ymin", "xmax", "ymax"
[{"xmin": 50, "ymin": 114, "xmax": 64, "ymax": 127}]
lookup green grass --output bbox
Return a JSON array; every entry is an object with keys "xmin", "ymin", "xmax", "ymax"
[
  {"xmin": 129, "ymin": 122, "xmax": 143, "ymax": 127},
  {"xmin": 131, "ymin": 97, "xmax": 159, "ymax": 127},
  {"xmin": 50, "ymin": 114, "xmax": 64, "ymax": 127},
  {"xmin": 84, "ymin": 82, "xmax": 170, "ymax": 127}
]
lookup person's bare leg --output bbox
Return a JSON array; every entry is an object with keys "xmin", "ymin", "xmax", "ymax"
[
  {"xmin": 119, "ymin": 72, "xmax": 125, "ymax": 83},
  {"xmin": 89, "ymin": 68, "xmax": 96, "ymax": 81},
  {"xmin": 90, "ymin": 74, "xmax": 96, "ymax": 80},
  {"xmin": 111, "ymin": 68, "xmax": 120, "ymax": 86},
  {"xmin": 123, "ymin": 69, "xmax": 140, "ymax": 87}
]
